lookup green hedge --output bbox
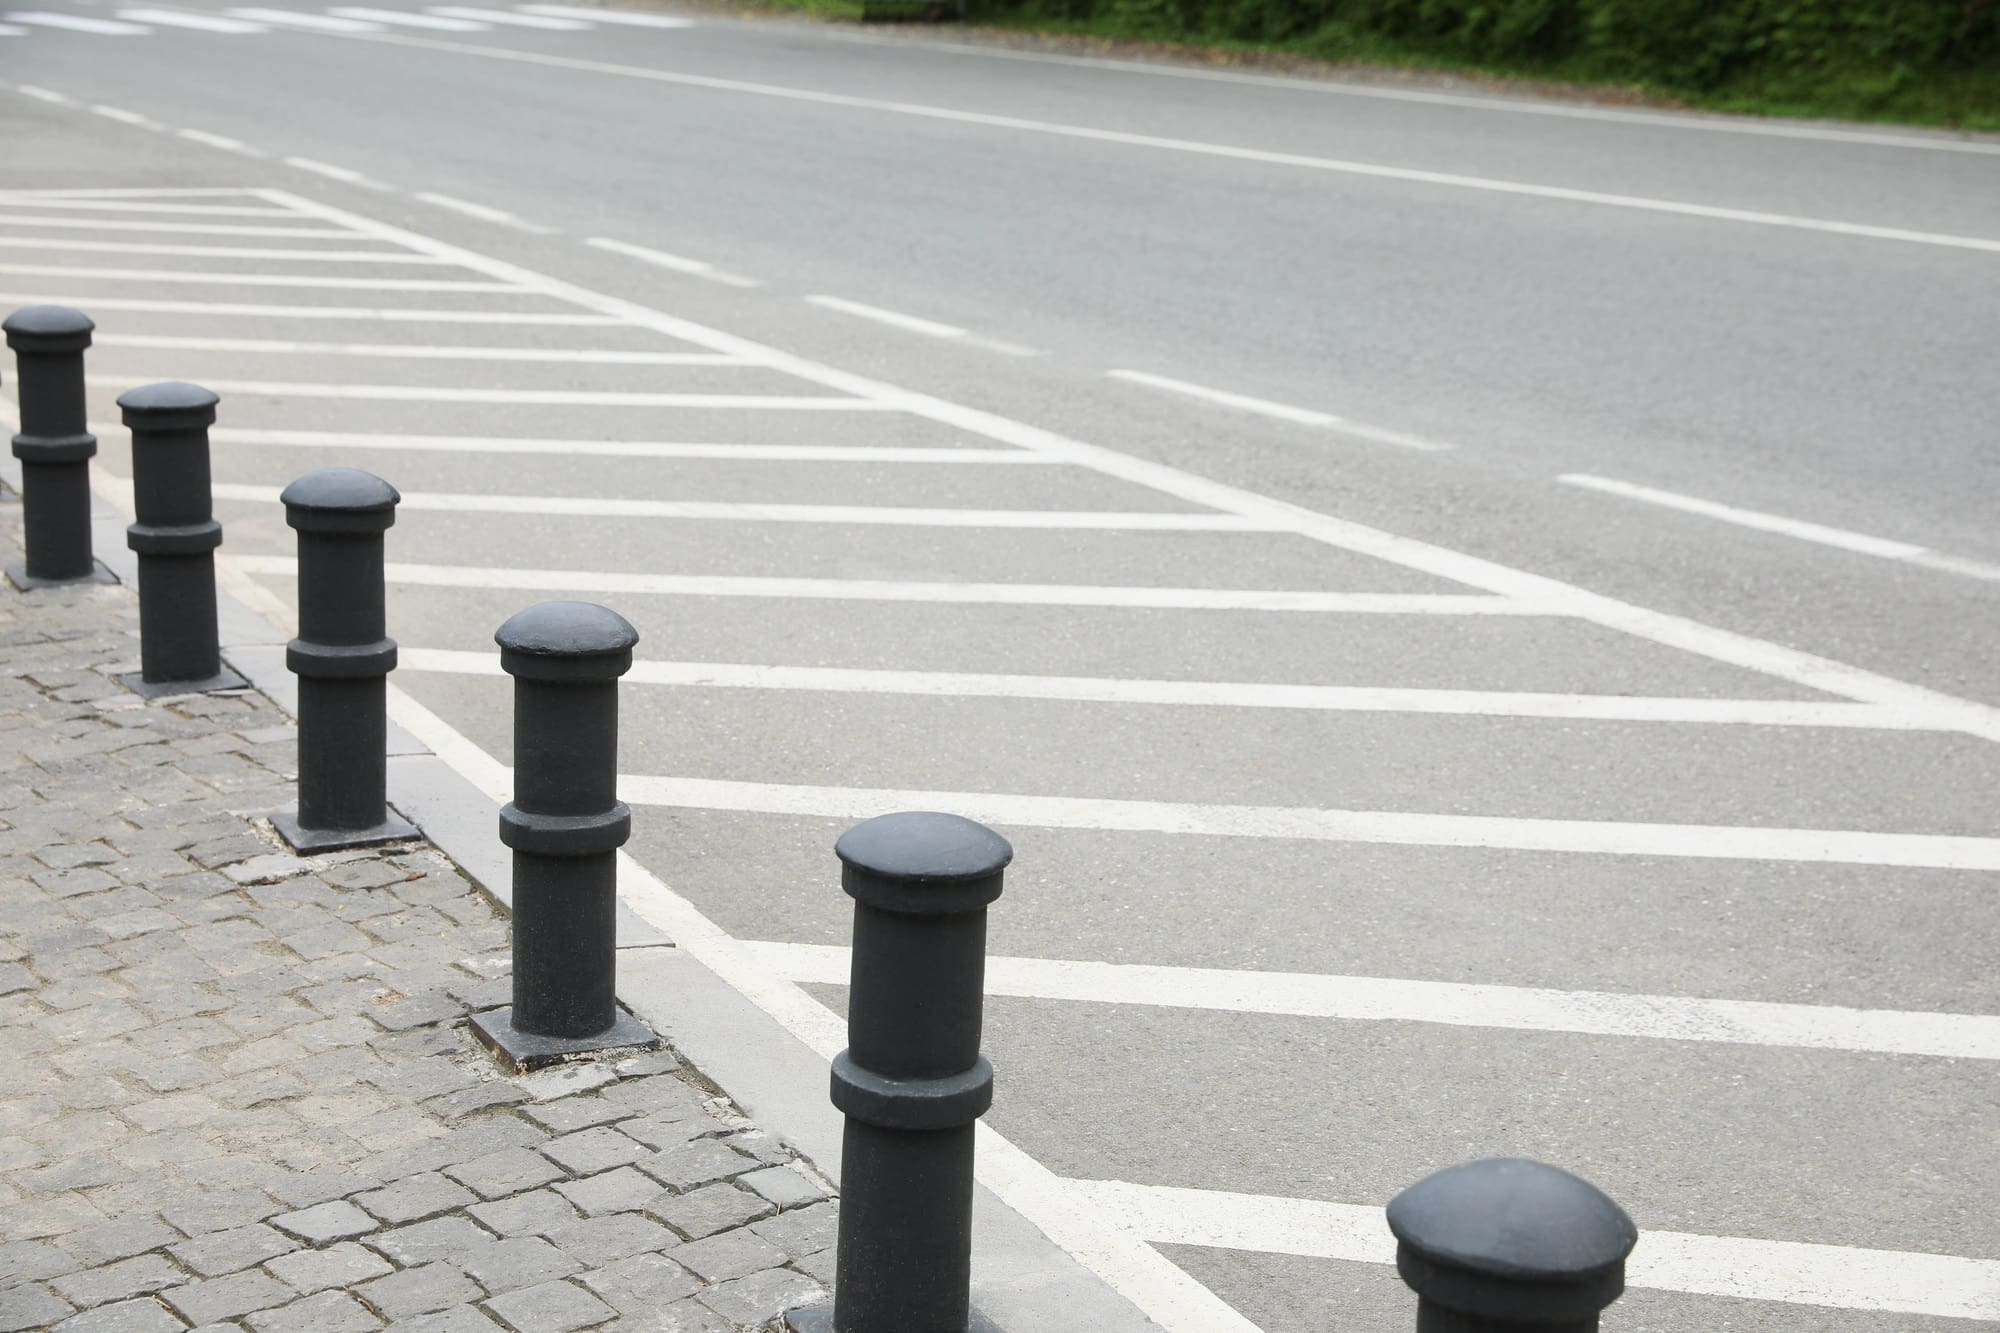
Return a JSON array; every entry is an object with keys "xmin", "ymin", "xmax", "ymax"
[{"xmin": 957, "ymin": 0, "xmax": 2000, "ymax": 124}]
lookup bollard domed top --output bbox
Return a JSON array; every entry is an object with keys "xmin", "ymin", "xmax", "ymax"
[
  {"xmin": 118, "ymin": 381, "xmax": 219, "ymax": 431},
  {"xmin": 3, "ymin": 304, "xmax": 94, "ymax": 353},
  {"xmin": 495, "ymin": 601, "xmax": 638, "ymax": 681},
  {"xmin": 836, "ymin": 811, "xmax": 1011, "ymax": 915},
  {"xmin": 1388, "ymin": 1158, "xmax": 1636, "ymax": 1321},
  {"xmin": 281, "ymin": 468, "xmax": 400, "ymax": 534}
]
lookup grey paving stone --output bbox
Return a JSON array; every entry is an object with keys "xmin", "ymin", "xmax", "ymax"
[
  {"xmin": 612, "ymin": 1116, "xmax": 706, "ymax": 1153},
  {"xmin": 577, "ymin": 1251, "xmax": 700, "ymax": 1315},
  {"xmin": 51, "ymin": 1254, "xmax": 182, "ymax": 1307},
  {"xmin": 542, "ymin": 1212, "xmax": 675, "ymax": 1268},
  {"xmin": 695, "ymin": 1267, "xmax": 826, "ymax": 1327},
  {"xmin": 536, "ymin": 1129, "xmax": 646, "ymax": 1178},
  {"xmin": 266, "ymin": 1172, "xmax": 379, "ymax": 1211},
  {"xmin": 621, "ymin": 1298, "xmax": 734, "ymax": 1333},
  {"xmin": 749, "ymin": 1204, "xmax": 838, "ymax": 1261},
  {"xmin": 271, "ymin": 1201, "xmax": 377, "ymax": 1245},
  {"xmin": 480, "ymin": 1280, "xmax": 613, "ymax": 1333},
  {"xmin": 444, "ymin": 1149, "xmax": 563, "ymax": 1201},
  {"xmin": 634, "ymin": 1141, "xmax": 752, "ymax": 1193},
  {"xmin": 671, "ymin": 1229, "xmax": 787, "ymax": 1284},
  {"xmin": 456, "ymin": 1237, "xmax": 579, "ymax": 1296},
  {"xmin": 51, "ymin": 1296, "xmax": 186, "ymax": 1332},
  {"xmin": 424, "ymin": 1084, "xmax": 526, "ymax": 1121},
  {"xmin": 464, "ymin": 1191, "xmax": 578, "ymax": 1240},
  {"xmin": 58, "ymin": 1216, "xmax": 179, "ymax": 1267},
  {"xmin": 355, "ymin": 1265, "xmax": 482, "ymax": 1322},
  {"xmin": 369, "ymin": 1217, "xmax": 496, "ymax": 1268},
  {"xmin": 245, "ymin": 1290, "xmax": 385, "ymax": 1333},
  {"xmin": 550, "ymin": 1168, "xmax": 658, "ymax": 1218},
  {"xmin": 793, "ymin": 1247, "xmax": 835, "ymax": 1287},
  {"xmin": 736, "ymin": 1165, "xmax": 828, "ymax": 1210},
  {"xmin": 0, "ymin": 1236, "xmax": 79, "ymax": 1282},
  {"xmin": 380, "ymin": 1306, "xmax": 498, "ymax": 1332},
  {"xmin": 0, "ymin": 1280, "xmax": 74, "ymax": 1331},
  {"xmin": 517, "ymin": 1098, "xmax": 624, "ymax": 1136},
  {"xmin": 162, "ymin": 1270, "xmax": 292, "ymax": 1324},
  {"xmin": 649, "ymin": 1184, "xmax": 772, "ymax": 1242},
  {"xmin": 353, "ymin": 1174, "xmax": 475, "ymax": 1226},
  {"xmin": 170, "ymin": 1222, "xmax": 297, "ymax": 1276},
  {"xmin": 265, "ymin": 1241, "xmax": 393, "ymax": 1295}
]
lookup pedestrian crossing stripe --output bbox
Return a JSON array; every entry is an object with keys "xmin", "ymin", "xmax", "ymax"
[{"xmin": 0, "ymin": 3, "xmax": 695, "ymax": 34}]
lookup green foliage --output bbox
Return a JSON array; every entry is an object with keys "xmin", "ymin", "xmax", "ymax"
[{"xmin": 957, "ymin": 0, "xmax": 2000, "ymax": 125}]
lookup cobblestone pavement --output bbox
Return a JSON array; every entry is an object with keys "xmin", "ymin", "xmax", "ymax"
[{"xmin": 0, "ymin": 566, "xmax": 837, "ymax": 1332}]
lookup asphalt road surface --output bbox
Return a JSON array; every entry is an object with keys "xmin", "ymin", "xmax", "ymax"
[{"xmin": 3, "ymin": 8, "xmax": 1998, "ymax": 1330}]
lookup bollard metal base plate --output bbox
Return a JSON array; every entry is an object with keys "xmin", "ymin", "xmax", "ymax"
[
  {"xmin": 784, "ymin": 1302, "xmax": 1001, "ymax": 1333},
  {"xmin": 6, "ymin": 559, "xmax": 119, "ymax": 591},
  {"xmin": 470, "ymin": 1005, "xmax": 661, "ymax": 1073},
  {"xmin": 271, "ymin": 808, "xmax": 419, "ymax": 853},
  {"xmin": 115, "ymin": 667, "xmax": 248, "ymax": 699}
]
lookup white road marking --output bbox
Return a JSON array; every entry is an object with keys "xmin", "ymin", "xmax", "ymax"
[
  {"xmin": 0, "ymin": 21, "xmax": 24, "ymax": 31},
  {"xmin": 838, "ymin": 29, "xmax": 2000, "ymax": 158},
  {"xmin": 281, "ymin": 157, "xmax": 390, "ymax": 189},
  {"xmin": 209, "ymin": 428, "xmax": 1053, "ymax": 460},
  {"xmin": 749, "ymin": 940, "xmax": 2000, "ymax": 1059},
  {"xmin": 230, "ymin": 553, "xmax": 1527, "ymax": 612},
  {"xmin": 0, "ymin": 293, "xmax": 622, "ymax": 323},
  {"xmin": 0, "ymin": 264, "xmax": 515, "ymax": 291},
  {"xmin": 1109, "ymin": 368, "xmax": 1453, "ymax": 449},
  {"xmin": 7, "ymin": 11, "xmax": 149, "ymax": 33},
  {"xmin": 100, "ymin": 335, "xmax": 740, "ymax": 364},
  {"xmin": 430, "ymin": 4, "xmax": 585, "ymax": 26},
  {"xmin": 228, "ymin": 6, "xmax": 382, "ymax": 29},
  {"xmin": 15, "ymin": 85, "xmax": 69, "ymax": 102},
  {"xmin": 518, "ymin": 4, "xmax": 692, "ymax": 24},
  {"xmin": 1562, "ymin": 473, "xmax": 2000, "ymax": 584},
  {"xmin": 412, "ymin": 191, "xmax": 551, "ymax": 233},
  {"xmin": 116, "ymin": 8, "xmax": 266, "ymax": 31},
  {"xmin": 399, "ymin": 647, "xmax": 1914, "ymax": 729},
  {"xmin": 90, "ymin": 105, "xmax": 163, "ymax": 129},
  {"xmin": 807, "ymin": 293, "xmax": 967, "ymax": 339},
  {"xmin": 617, "ymin": 775, "xmax": 2000, "ymax": 870},
  {"xmin": 211, "ymin": 482, "xmax": 1267, "ymax": 529},
  {"xmin": 0, "ymin": 237, "xmax": 438, "ymax": 262},
  {"xmin": 0, "ymin": 215, "xmax": 338, "ymax": 236},
  {"xmin": 1074, "ymin": 1180, "xmax": 2000, "ymax": 1322},
  {"xmin": 586, "ymin": 236, "xmax": 760, "ymax": 288},
  {"xmin": 176, "ymin": 129, "xmax": 269, "ymax": 158},
  {"xmin": 141, "ymin": 379, "xmax": 888, "ymax": 407},
  {"xmin": 335, "ymin": 39, "xmax": 2000, "ymax": 256},
  {"xmin": 0, "ymin": 197, "xmax": 296, "ymax": 215},
  {"xmin": 328, "ymin": 5, "xmax": 485, "ymax": 28}
]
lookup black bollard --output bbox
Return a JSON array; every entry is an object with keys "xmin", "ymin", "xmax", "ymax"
[
  {"xmin": 270, "ymin": 468, "xmax": 416, "ymax": 853},
  {"xmin": 1388, "ymin": 1157, "xmax": 1638, "ymax": 1333},
  {"xmin": 469, "ymin": 600, "xmax": 656, "ymax": 1071},
  {"xmin": 5, "ymin": 305, "xmax": 115, "ymax": 589},
  {"xmin": 788, "ymin": 811, "xmax": 1011, "ymax": 1333},
  {"xmin": 114, "ymin": 382, "xmax": 245, "ymax": 697}
]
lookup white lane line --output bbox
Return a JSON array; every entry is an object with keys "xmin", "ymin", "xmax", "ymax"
[
  {"xmin": 282, "ymin": 157, "xmax": 391, "ymax": 190},
  {"xmin": 230, "ymin": 553, "xmax": 1524, "ymax": 612},
  {"xmin": 0, "ymin": 21, "xmax": 24, "ymax": 31},
  {"xmin": 176, "ymin": 129, "xmax": 269, "ymax": 158},
  {"xmin": 0, "ymin": 237, "xmax": 439, "ymax": 262},
  {"xmin": 228, "ymin": 6, "xmax": 382, "ymax": 29},
  {"xmin": 116, "ymin": 8, "xmax": 266, "ymax": 31},
  {"xmin": 586, "ymin": 237, "xmax": 760, "ymax": 288},
  {"xmin": 263, "ymin": 188, "xmax": 2000, "ymax": 748},
  {"xmin": 7, "ymin": 12, "xmax": 149, "ymax": 32},
  {"xmin": 100, "ymin": 335, "xmax": 741, "ymax": 364},
  {"xmin": 1109, "ymin": 369, "xmax": 1452, "ymax": 450},
  {"xmin": 807, "ymin": 294, "xmax": 967, "ymax": 340},
  {"xmin": 0, "ymin": 293, "xmax": 622, "ymax": 323},
  {"xmin": 90, "ymin": 105, "xmax": 164, "ymax": 129},
  {"xmin": 412, "ymin": 192, "xmax": 552, "ymax": 233},
  {"xmin": 1561, "ymin": 473, "xmax": 2000, "ymax": 584},
  {"xmin": 209, "ymin": 428, "xmax": 1052, "ymax": 460},
  {"xmin": 336, "ymin": 38, "xmax": 2000, "ymax": 256},
  {"xmin": 0, "ymin": 216, "xmax": 341, "ymax": 236},
  {"xmin": 16, "ymin": 86, "xmax": 69, "ymax": 103},
  {"xmin": 749, "ymin": 941, "xmax": 2000, "ymax": 1060},
  {"xmin": 212, "ymin": 483, "xmax": 1267, "ymax": 529},
  {"xmin": 0, "ymin": 198, "xmax": 293, "ymax": 215},
  {"xmin": 399, "ymin": 648, "xmax": 1911, "ymax": 729},
  {"xmin": 0, "ymin": 264, "xmax": 515, "ymax": 291},
  {"xmin": 618, "ymin": 775, "xmax": 2000, "ymax": 870},
  {"xmin": 839, "ymin": 30, "xmax": 2000, "ymax": 158},
  {"xmin": 518, "ymin": 4, "xmax": 692, "ymax": 23},
  {"xmin": 429, "ymin": 4, "xmax": 584, "ymax": 27},
  {"xmin": 138, "ymin": 379, "xmax": 888, "ymax": 408},
  {"xmin": 328, "ymin": 5, "xmax": 485, "ymax": 27},
  {"xmin": 1075, "ymin": 1180, "xmax": 2000, "ymax": 1322}
]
